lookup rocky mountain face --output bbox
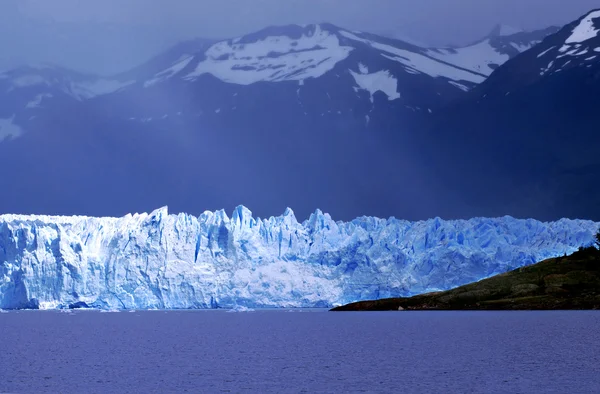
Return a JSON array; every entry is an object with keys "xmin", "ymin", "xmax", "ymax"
[{"xmin": 423, "ymin": 9, "xmax": 600, "ymax": 221}]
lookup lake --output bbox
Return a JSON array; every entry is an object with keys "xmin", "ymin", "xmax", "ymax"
[{"xmin": 0, "ymin": 310, "xmax": 599, "ymax": 393}]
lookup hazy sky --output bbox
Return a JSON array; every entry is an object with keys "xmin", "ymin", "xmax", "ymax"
[{"xmin": 1, "ymin": 0, "xmax": 598, "ymax": 74}]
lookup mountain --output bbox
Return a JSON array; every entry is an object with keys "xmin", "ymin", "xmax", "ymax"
[
  {"xmin": 0, "ymin": 17, "xmax": 593, "ymax": 221},
  {"xmin": 421, "ymin": 9, "xmax": 600, "ymax": 221},
  {"xmin": 108, "ymin": 23, "xmax": 486, "ymax": 116},
  {"xmin": 332, "ymin": 246, "xmax": 600, "ymax": 311},
  {"xmin": 426, "ymin": 25, "xmax": 559, "ymax": 77},
  {"xmin": 488, "ymin": 24, "xmax": 525, "ymax": 37},
  {"xmin": 0, "ymin": 65, "xmax": 132, "ymax": 142},
  {"xmin": 366, "ymin": 29, "xmax": 429, "ymax": 48},
  {"xmin": 0, "ymin": 206, "xmax": 597, "ymax": 309},
  {"xmin": 0, "ymin": 23, "xmax": 492, "ymax": 221},
  {"xmin": 473, "ymin": 11, "xmax": 600, "ymax": 96},
  {"xmin": 112, "ymin": 37, "xmax": 217, "ymax": 82}
]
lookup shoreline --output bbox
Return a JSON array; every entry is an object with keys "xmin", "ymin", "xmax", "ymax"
[{"xmin": 332, "ymin": 248, "xmax": 600, "ymax": 311}]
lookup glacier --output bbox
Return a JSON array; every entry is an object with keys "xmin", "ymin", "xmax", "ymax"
[{"xmin": 0, "ymin": 206, "xmax": 597, "ymax": 310}]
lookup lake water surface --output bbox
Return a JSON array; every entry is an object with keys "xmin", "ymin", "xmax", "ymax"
[{"xmin": 0, "ymin": 310, "xmax": 599, "ymax": 393}]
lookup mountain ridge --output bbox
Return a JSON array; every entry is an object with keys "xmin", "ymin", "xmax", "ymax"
[
  {"xmin": 0, "ymin": 13, "xmax": 597, "ymax": 222},
  {"xmin": 418, "ymin": 8, "xmax": 600, "ymax": 221}
]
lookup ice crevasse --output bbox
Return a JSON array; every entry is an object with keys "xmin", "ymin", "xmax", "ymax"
[{"xmin": 0, "ymin": 206, "xmax": 597, "ymax": 310}]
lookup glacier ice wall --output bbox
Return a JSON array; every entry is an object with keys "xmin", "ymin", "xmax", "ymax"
[{"xmin": 0, "ymin": 206, "xmax": 598, "ymax": 309}]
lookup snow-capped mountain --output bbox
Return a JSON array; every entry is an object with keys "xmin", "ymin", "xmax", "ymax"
[
  {"xmin": 84, "ymin": 22, "xmax": 559, "ymax": 143},
  {"xmin": 473, "ymin": 10, "xmax": 600, "ymax": 97},
  {"xmin": 1, "ymin": 24, "xmax": 494, "ymax": 143},
  {"xmin": 0, "ymin": 65, "xmax": 132, "ymax": 102},
  {"xmin": 139, "ymin": 24, "xmax": 485, "ymax": 92},
  {"xmin": 0, "ymin": 65, "xmax": 132, "ymax": 141},
  {"xmin": 113, "ymin": 37, "xmax": 217, "ymax": 82},
  {"xmin": 0, "ymin": 22, "xmax": 557, "ymax": 143},
  {"xmin": 0, "ymin": 206, "xmax": 596, "ymax": 309},
  {"xmin": 0, "ymin": 15, "xmax": 596, "ymax": 222},
  {"xmin": 420, "ymin": 9, "xmax": 600, "ymax": 221},
  {"xmin": 426, "ymin": 25, "xmax": 559, "ymax": 77},
  {"xmin": 0, "ymin": 23, "xmax": 496, "ymax": 221},
  {"xmin": 94, "ymin": 22, "xmax": 486, "ymax": 129}
]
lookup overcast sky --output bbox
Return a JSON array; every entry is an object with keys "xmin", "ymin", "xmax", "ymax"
[{"xmin": 1, "ymin": 0, "xmax": 598, "ymax": 75}]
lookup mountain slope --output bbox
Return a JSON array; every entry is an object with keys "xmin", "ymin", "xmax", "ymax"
[
  {"xmin": 0, "ymin": 18, "xmax": 593, "ymax": 222},
  {"xmin": 472, "ymin": 11, "xmax": 600, "ymax": 97},
  {"xmin": 113, "ymin": 37, "xmax": 217, "ymax": 83},
  {"xmin": 0, "ymin": 24, "xmax": 490, "ymax": 221},
  {"xmin": 142, "ymin": 24, "xmax": 485, "ymax": 91},
  {"xmin": 0, "ymin": 65, "xmax": 132, "ymax": 142},
  {"xmin": 421, "ymin": 9, "xmax": 600, "ymax": 221},
  {"xmin": 105, "ymin": 23, "xmax": 485, "ymax": 126},
  {"xmin": 426, "ymin": 25, "xmax": 559, "ymax": 77}
]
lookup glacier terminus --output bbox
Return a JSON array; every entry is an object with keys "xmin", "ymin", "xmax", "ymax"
[{"xmin": 0, "ymin": 206, "xmax": 598, "ymax": 310}]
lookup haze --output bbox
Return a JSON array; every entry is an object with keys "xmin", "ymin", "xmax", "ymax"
[{"xmin": 1, "ymin": 0, "xmax": 598, "ymax": 75}]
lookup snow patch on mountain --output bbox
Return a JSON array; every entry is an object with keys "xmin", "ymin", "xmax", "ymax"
[
  {"xmin": 1, "ymin": 68, "xmax": 134, "ymax": 100},
  {"xmin": 144, "ymin": 55, "xmax": 194, "ymax": 87},
  {"xmin": 510, "ymin": 42, "xmax": 535, "ymax": 52},
  {"xmin": 0, "ymin": 206, "xmax": 597, "ymax": 310},
  {"xmin": 565, "ymin": 10, "xmax": 600, "ymax": 44},
  {"xmin": 349, "ymin": 63, "xmax": 400, "ymax": 102},
  {"xmin": 537, "ymin": 46, "xmax": 556, "ymax": 58},
  {"xmin": 447, "ymin": 81, "xmax": 469, "ymax": 92},
  {"xmin": 426, "ymin": 40, "xmax": 509, "ymax": 76},
  {"xmin": 25, "ymin": 93, "xmax": 53, "ymax": 108},
  {"xmin": 369, "ymin": 30, "xmax": 429, "ymax": 48},
  {"xmin": 8, "ymin": 75, "xmax": 47, "ymax": 89},
  {"xmin": 339, "ymin": 30, "xmax": 485, "ymax": 84},
  {"xmin": 535, "ymin": 14, "xmax": 600, "ymax": 76},
  {"xmin": 185, "ymin": 25, "xmax": 353, "ymax": 84},
  {"xmin": 68, "ymin": 79, "xmax": 135, "ymax": 100},
  {"xmin": 0, "ymin": 116, "xmax": 23, "ymax": 141},
  {"xmin": 426, "ymin": 26, "xmax": 558, "ymax": 77}
]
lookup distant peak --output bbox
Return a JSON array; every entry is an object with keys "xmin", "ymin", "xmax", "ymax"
[
  {"xmin": 583, "ymin": 8, "xmax": 600, "ymax": 19},
  {"xmin": 234, "ymin": 23, "xmax": 339, "ymax": 44},
  {"xmin": 488, "ymin": 24, "xmax": 524, "ymax": 37},
  {"xmin": 565, "ymin": 9, "xmax": 600, "ymax": 44},
  {"xmin": 365, "ymin": 28, "xmax": 428, "ymax": 47}
]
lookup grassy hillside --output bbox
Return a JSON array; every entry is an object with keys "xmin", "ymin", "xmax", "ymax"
[{"xmin": 331, "ymin": 247, "xmax": 600, "ymax": 311}]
